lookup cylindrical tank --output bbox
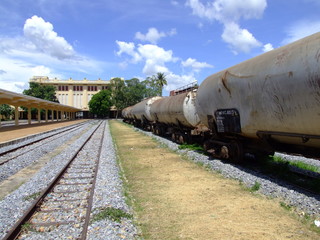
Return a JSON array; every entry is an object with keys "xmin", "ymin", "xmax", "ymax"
[
  {"xmin": 150, "ymin": 91, "xmax": 201, "ymax": 128},
  {"xmin": 196, "ymin": 32, "xmax": 320, "ymax": 148},
  {"xmin": 131, "ymin": 96, "xmax": 162, "ymax": 122},
  {"xmin": 122, "ymin": 106, "xmax": 133, "ymax": 119}
]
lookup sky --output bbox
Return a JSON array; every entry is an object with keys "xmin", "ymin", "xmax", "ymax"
[{"xmin": 0, "ymin": 0, "xmax": 320, "ymax": 96}]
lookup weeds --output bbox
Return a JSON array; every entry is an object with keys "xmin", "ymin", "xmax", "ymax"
[
  {"xmin": 21, "ymin": 222, "xmax": 36, "ymax": 232},
  {"xmin": 23, "ymin": 192, "xmax": 41, "ymax": 201},
  {"xmin": 91, "ymin": 207, "xmax": 133, "ymax": 223},
  {"xmin": 258, "ymin": 156, "xmax": 320, "ymax": 194},
  {"xmin": 250, "ymin": 181, "xmax": 261, "ymax": 192},
  {"xmin": 272, "ymin": 155, "xmax": 319, "ymax": 173},
  {"xmin": 280, "ymin": 201, "xmax": 292, "ymax": 211},
  {"xmin": 178, "ymin": 143, "xmax": 205, "ymax": 152}
]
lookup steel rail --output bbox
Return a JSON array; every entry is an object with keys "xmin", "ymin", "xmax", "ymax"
[
  {"xmin": 0, "ymin": 121, "xmax": 88, "ymax": 157},
  {"xmin": 0, "ymin": 122, "xmax": 89, "ymax": 166},
  {"xmin": 2, "ymin": 120, "xmax": 103, "ymax": 240}
]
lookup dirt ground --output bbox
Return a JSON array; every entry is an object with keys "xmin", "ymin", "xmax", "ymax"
[
  {"xmin": 0, "ymin": 119, "xmax": 88, "ymax": 144},
  {"xmin": 110, "ymin": 120, "xmax": 319, "ymax": 240}
]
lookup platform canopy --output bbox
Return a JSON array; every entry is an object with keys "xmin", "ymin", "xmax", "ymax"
[{"xmin": 0, "ymin": 88, "xmax": 80, "ymax": 112}]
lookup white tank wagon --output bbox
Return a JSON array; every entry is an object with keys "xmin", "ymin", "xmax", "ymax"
[
  {"xmin": 131, "ymin": 96, "xmax": 162, "ymax": 128},
  {"xmin": 122, "ymin": 106, "xmax": 134, "ymax": 123},
  {"xmin": 196, "ymin": 32, "xmax": 320, "ymax": 159},
  {"xmin": 150, "ymin": 91, "xmax": 202, "ymax": 142}
]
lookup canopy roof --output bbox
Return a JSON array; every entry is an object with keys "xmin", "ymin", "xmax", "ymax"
[{"xmin": 0, "ymin": 88, "xmax": 80, "ymax": 112}]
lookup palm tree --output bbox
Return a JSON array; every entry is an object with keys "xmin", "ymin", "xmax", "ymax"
[{"xmin": 154, "ymin": 72, "xmax": 167, "ymax": 96}]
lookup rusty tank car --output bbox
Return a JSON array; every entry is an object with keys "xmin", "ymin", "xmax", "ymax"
[
  {"xmin": 130, "ymin": 96, "xmax": 162, "ymax": 128},
  {"xmin": 122, "ymin": 106, "xmax": 133, "ymax": 123},
  {"xmin": 150, "ymin": 90, "xmax": 202, "ymax": 142},
  {"xmin": 196, "ymin": 32, "xmax": 320, "ymax": 159}
]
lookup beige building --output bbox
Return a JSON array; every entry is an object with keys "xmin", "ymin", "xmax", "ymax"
[{"xmin": 30, "ymin": 76, "xmax": 111, "ymax": 113}]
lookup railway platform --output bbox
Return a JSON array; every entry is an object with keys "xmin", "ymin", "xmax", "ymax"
[{"xmin": 0, "ymin": 119, "xmax": 88, "ymax": 145}]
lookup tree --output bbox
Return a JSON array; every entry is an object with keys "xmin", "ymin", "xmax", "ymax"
[
  {"xmin": 22, "ymin": 82, "xmax": 59, "ymax": 117},
  {"xmin": 124, "ymin": 78, "xmax": 147, "ymax": 106},
  {"xmin": 23, "ymin": 82, "xmax": 58, "ymax": 102},
  {"xmin": 142, "ymin": 76, "xmax": 159, "ymax": 98},
  {"xmin": 154, "ymin": 72, "xmax": 167, "ymax": 96},
  {"xmin": 110, "ymin": 78, "xmax": 126, "ymax": 118},
  {"xmin": 0, "ymin": 104, "xmax": 14, "ymax": 120},
  {"xmin": 88, "ymin": 89, "xmax": 113, "ymax": 118}
]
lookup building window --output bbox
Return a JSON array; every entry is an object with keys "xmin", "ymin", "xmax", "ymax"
[
  {"xmin": 58, "ymin": 86, "xmax": 61, "ymax": 91},
  {"xmin": 94, "ymin": 86, "xmax": 97, "ymax": 91}
]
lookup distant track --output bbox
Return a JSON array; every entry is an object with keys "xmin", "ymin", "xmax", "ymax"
[
  {"xmin": 2, "ymin": 120, "xmax": 105, "ymax": 240},
  {"xmin": 0, "ymin": 121, "xmax": 88, "ymax": 166}
]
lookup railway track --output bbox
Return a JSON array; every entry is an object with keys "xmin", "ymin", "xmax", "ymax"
[
  {"xmin": 3, "ymin": 120, "xmax": 105, "ymax": 240},
  {"xmin": 0, "ymin": 121, "xmax": 88, "ymax": 159}
]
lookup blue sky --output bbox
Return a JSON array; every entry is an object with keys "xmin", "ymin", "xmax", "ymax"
[{"xmin": 0, "ymin": 0, "xmax": 320, "ymax": 96}]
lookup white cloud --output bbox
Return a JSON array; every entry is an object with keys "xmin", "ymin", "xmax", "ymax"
[
  {"xmin": 186, "ymin": 0, "xmax": 267, "ymax": 54},
  {"xmin": 222, "ymin": 22, "xmax": 262, "ymax": 54},
  {"xmin": 181, "ymin": 57, "xmax": 213, "ymax": 72},
  {"xmin": 186, "ymin": 0, "xmax": 266, "ymax": 22},
  {"xmin": 23, "ymin": 15, "xmax": 76, "ymax": 60},
  {"xmin": 0, "ymin": 16, "xmax": 105, "ymax": 92},
  {"xmin": 135, "ymin": 27, "xmax": 177, "ymax": 44},
  {"xmin": 263, "ymin": 43, "xmax": 274, "ymax": 52},
  {"xmin": 116, "ymin": 41, "xmax": 141, "ymax": 63},
  {"xmin": 165, "ymin": 73, "xmax": 197, "ymax": 92},
  {"xmin": 282, "ymin": 20, "xmax": 320, "ymax": 44},
  {"xmin": 115, "ymin": 40, "xmax": 203, "ymax": 93},
  {"xmin": 171, "ymin": 1, "xmax": 179, "ymax": 6},
  {"xmin": 116, "ymin": 41, "xmax": 178, "ymax": 76},
  {"xmin": 0, "ymin": 56, "xmax": 61, "ymax": 93}
]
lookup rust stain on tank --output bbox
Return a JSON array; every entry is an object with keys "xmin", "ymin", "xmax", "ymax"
[
  {"xmin": 221, "ymin": 71, "xmax": 231, "ymax": 95},
  {"xmin": 275, "ymin": 49, "xmax": 289, "ymax": 65},
  {"xmin": 288, "ymin": 71, "xmax": 293, "ymax": 77},
  {"xmin": 315, "ymin": 49, "xmax": 320, "ymax": 62}
]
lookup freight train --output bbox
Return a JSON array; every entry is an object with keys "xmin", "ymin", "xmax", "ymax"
[{"xmin": 122, "ymin": 32, "xmax": 320, "ymax": 161}]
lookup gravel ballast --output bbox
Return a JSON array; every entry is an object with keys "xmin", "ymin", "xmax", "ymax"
[{"xmin": 0, "ymin": 120, "xmax": 138, "ymax": 239}]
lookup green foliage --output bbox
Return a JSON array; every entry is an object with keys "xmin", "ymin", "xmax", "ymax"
[
  {"xmin": 144, "ymin": 72, "xmax": 168, "ymax": 97},
  {"xmin": 88, "ymin": 89, "xmax": 113, "ymax": 118},
  {"xmin": 23, "ymin": 192, "xmax": 41, "ymax": 201},
  {"xmin": 249, "ymin": 181, "xmax": 261, "ymax": 192},
  {"xmin": 154, "ymin": 72, "xmax": 167, "ymax": 96},
  {"xmin": 0, "ymin": 104, "xmax": 14, "ymax": 120},
  {"xmin": 272, "ymin": 156, "xmax": 320, "ymax": 173},
  {"xmin": 91, "ymin": 207, "xmax": 133, "ymax": 223},
  {"xmin": 123, "ymin": 78, "xmax": 147, "ymax": 106},
  {"xmin": 22, "ymin": 82, "xmax": 58, "ymax": 115},
  {"xmin": 110, "ymin": 77, "xmax": 126, "ymax": 114},
  {"xmin": 178, "ymin": 143, "xmax": 205, "ymax": 152},
  {"xmin": 259, "ymin": 155, "xmax": 320, "ymax": 193},
  {"xmin": 280, "ymin": 201, "xmax": 292, "ymax": 211},
  {"xmin": 23, "ymin": 82, "xmax": 58, "ymax": 102}
]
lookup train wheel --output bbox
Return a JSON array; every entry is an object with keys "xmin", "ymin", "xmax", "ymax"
[
  {"xmin": 229, "ymin": 141, "xmax": 244, "ymax": 162},
  {"xmin": 171, "ymin": 133, "xmax": 177, "ymax": 142}
]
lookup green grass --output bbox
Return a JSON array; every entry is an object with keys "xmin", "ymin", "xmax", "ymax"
[
  {"xmin": 280, "ymin": 201, "xmax": 292, "ymax": 211},
  {"xmin": 249, "ymin": 181, "xmax": 261, "ymax": 192},
  {"xmin": 21, "ymin": 222, "xmax": 37, "ymax": 232},
  {"xmin": 178, "ymin": 143, "xmax": 205, "ymax": 152},
  {"xmin": 272, "ymin": 156, "xmax": 320, "ymax": 173},
  {"xmin": 257, "ymin": 155, "xmax": 320, "ymax": 194},
  {"xmin": 91, "ymin": 207, "xmax": 133, "ymax": 223},
  {"xmin": 23, "ymin": 192, "xmax": 41, "ymax": 201}
]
